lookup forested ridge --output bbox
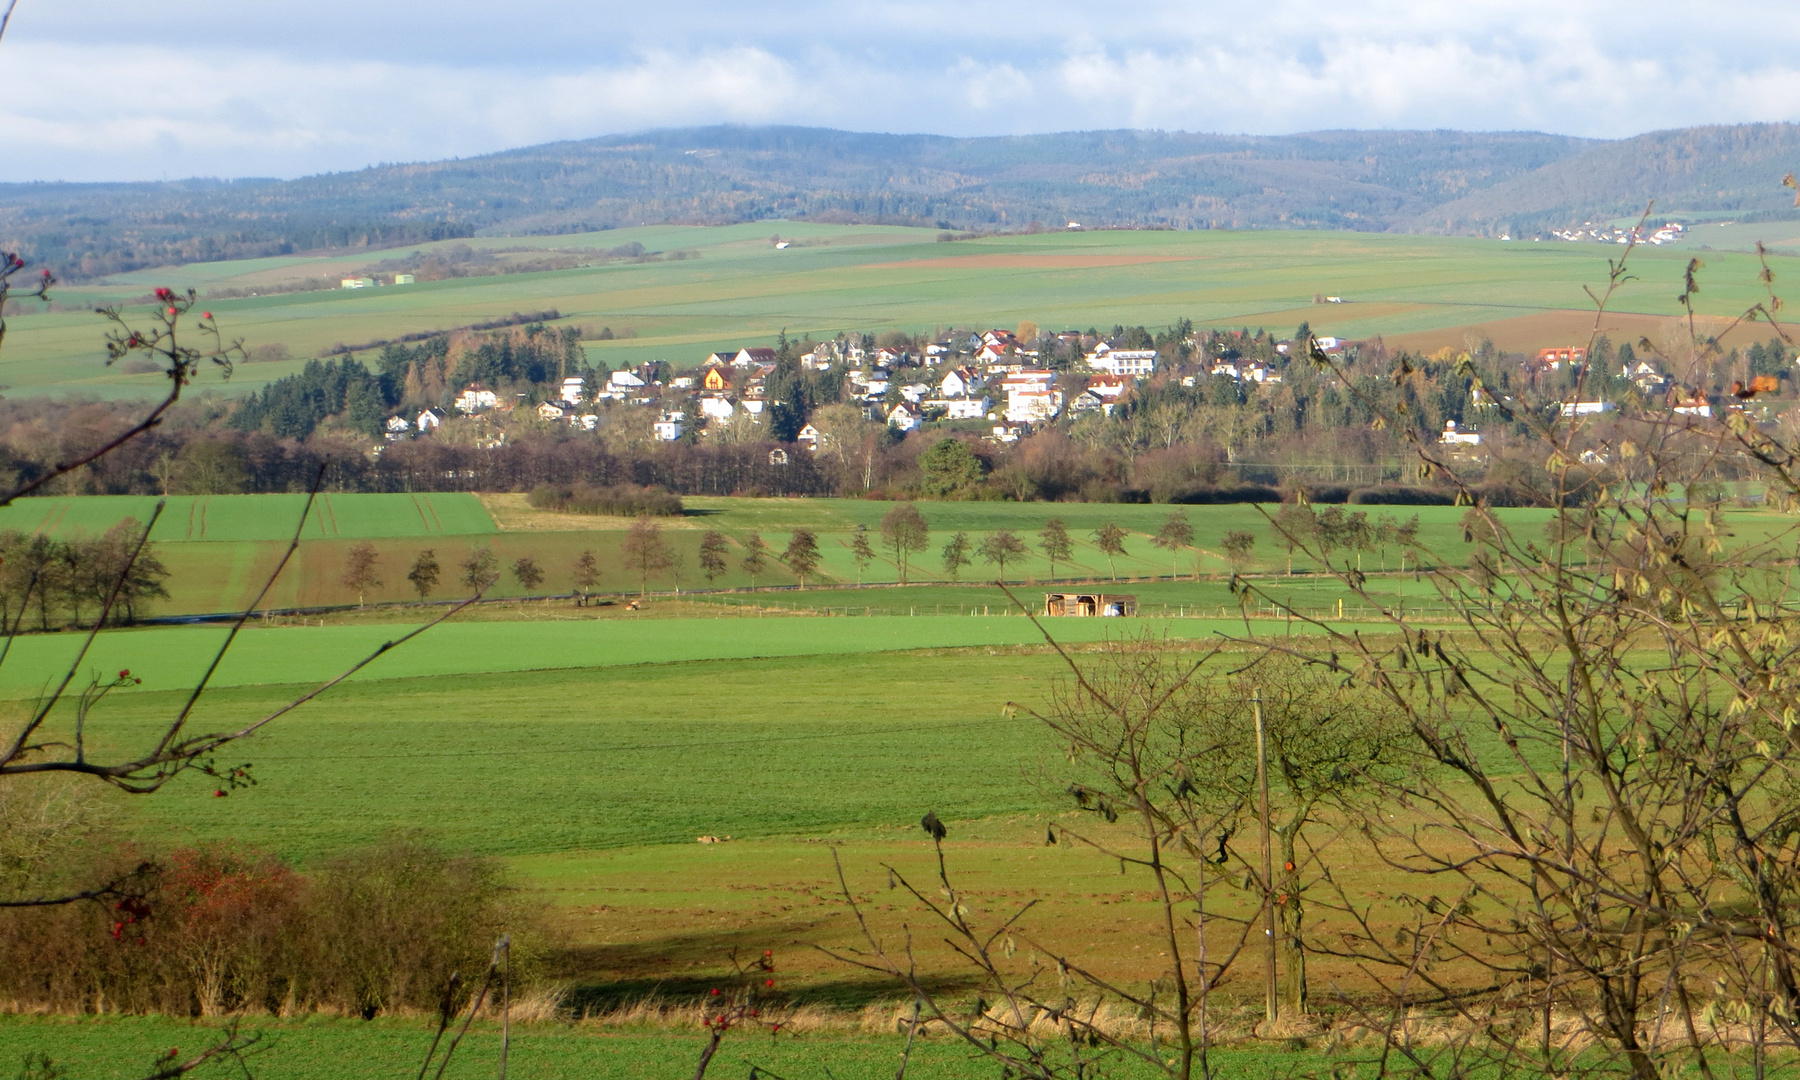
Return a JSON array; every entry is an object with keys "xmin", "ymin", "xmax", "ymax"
[{"xmin": 6, "ymin": 123, "xmax": 1800, "ymax": 280}]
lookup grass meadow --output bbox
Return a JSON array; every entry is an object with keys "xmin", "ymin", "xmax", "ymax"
[
  {"xmin": 0, "ymin": 1014, "xmax": 1331, "ymax": 1080},
  {"xmin": 3, "ymin": 222, "xmax": 1790, "ymax": 401},
  {"xmin": 0, "ymin": 491, "xmax": 1576, "ymax": 615},
  {"xmin": 0, "ymin": 490, "xmax": 1780, "ymax": 1077}
]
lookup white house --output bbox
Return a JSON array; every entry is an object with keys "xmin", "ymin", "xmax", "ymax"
[
  {"xmin": 796, "ymin": 423, "xmax": 822, "ymax": 450},
  {"xmin": 1068, "ymin": 389, "xmax": 1110, "ymax": 414},
  {"xmin": 1004, "ymin": 386, "xmax": 1062, "ymax": 423},
  {"xmin": 653, "ymin": 412, "xmax": 687, "ymax": 441},
  {"xmin": 699, "ymin": 397, "xmax": 737, "ymax": 422},
  {"xmin": 1560, "ymin": 401, "xmax": 1616, "ymax": 417},
  {"xmin": 1440, "ymin": 420, "xmax": 1482, "ymax": 445},
  {"xmin": 1084, "ymin": 374, "xmax": 1131, "ymax": 400},
  {"xmin": 608, "ymin": 370, "xmax": 646, "ymax": 390},
  {"xmin": 415, "ymin": 407, "xmax": 445, "ymax": 433},
  {"xmin": 925, "ymin": 396, "xmax": 991, "ymax": 420},
  {"xmin": 887, "ymin": 402, "xmax": 921, "ymax": 432},
  {"xmin": 899, "ymin": 382, "xmax": 932, "ymax": 403},
  {"xmin": 938, "ymin": 367, "xmax": 981, "ymax": 398},
  {"xmin": 733, "ymin": 347, "xmax": 777, "ymax": 367},
  {"xmin": 1086, "ymin": 344, "xmax": 1158, "ymax": 376},
  {"xmin": 537, "ymin": 400, "xmax": 572, "ymax": 422},
  {"xmin": 559, "ymin": 376, "xmax": 586, "ymax": 404},
  {"xmin": 454, "ymin": 384, "xmax": 498, "ymax": 413},
  {"xmin": 340, "ymin": 277, "xmax": 373, "ymax": 289}
]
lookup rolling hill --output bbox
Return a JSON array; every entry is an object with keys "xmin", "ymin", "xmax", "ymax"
[{"xmin": 2, "ymin": 123, "xmax": 1798, "ymax": 281}]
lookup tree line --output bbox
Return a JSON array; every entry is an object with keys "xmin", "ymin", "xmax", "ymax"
[{"xmin": 0, "ymin": 520, "xmax": 169, "ymax": 630}]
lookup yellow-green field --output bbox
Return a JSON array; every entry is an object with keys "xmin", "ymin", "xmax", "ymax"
[{"xmin": 6, "ymin": 222, "xmax": 1790, "ymax": 400}]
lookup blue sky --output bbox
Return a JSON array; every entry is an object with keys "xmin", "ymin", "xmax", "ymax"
[{"xmin": 2, "ymin": 0, "xmax": 1797, "ymax": 182}]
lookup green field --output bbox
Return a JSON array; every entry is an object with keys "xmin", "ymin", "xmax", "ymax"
[
  {"xmin": 0, "ymin": 613, "xmax": 1297, "ymax": 700},
  {"xmin": 4, "ymin": 222, "xmax": 1790, "ymax": 400},
  {"xmin": 0, "ymin": 492, "xmax": 495, "ymax": 543},
  {"xmin": 0, "ymin": 490, "xmax": 1772, "ymax": 1077},
  {"xmin": 0, "ymin": 1014, "xmax": 1327, "ymax": 1080},
  {"xmin": 0, "ymin": 491, "xmax": 1563, "ymax": 616}
]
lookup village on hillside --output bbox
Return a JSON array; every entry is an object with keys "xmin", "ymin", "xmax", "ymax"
[{"xmin": 377, "ymin": 321, "xmax": 1788, "ymax": 459}]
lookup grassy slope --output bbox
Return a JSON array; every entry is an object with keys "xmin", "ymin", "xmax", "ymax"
[
  {"xmin": 0, "ymin": 492, "xmax": 495, "ymax": 543},
  {"xmin": 0, "ymin": 1015, "xmax": 1325, "ymax": 1080},
  {"xmin": 0, "ymin": 615, "xmax": 1309, "ymax": 699},
  {"xmin": 3, "ymin": 224, "xmax": 1786, "ymax": 400}
]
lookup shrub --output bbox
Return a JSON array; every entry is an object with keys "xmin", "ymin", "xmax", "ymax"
[
  {"xmin": 1163, "ymin": 485, "xmax": 1282, "ymax": 505},
  {"xmin": 1345, "ymin": 485, "xmax": 1455, "ymax": 505},
  {"xmin": 0, "ymin": 836, "xmax": 537, "ymax": 1017},
  {"xmin": 527, "ymin": 482, "xmax": 683, "ymax": 517}
]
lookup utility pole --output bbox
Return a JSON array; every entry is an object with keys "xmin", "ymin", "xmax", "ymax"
[{"xmin": 1255, "ymin": 689, "xmax": 1277, "ymax": 1027}]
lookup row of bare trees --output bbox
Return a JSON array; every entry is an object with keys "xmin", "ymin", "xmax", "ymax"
[{"xmin": 0, "ymin": 521, "xmax": 169, "ymax": 630}]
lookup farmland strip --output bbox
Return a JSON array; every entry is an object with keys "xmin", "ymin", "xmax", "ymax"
[{"xmin": 247, "ymin": 718, "xmax": 991, "ymax": 762}]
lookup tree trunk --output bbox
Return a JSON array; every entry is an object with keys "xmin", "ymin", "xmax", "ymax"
[{"xmin": 1277, "ymin": 824, "xmax": 1306, "ymax": 1017}]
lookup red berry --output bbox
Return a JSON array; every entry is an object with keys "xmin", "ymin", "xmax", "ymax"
[
  {"xmin": 213, "ymin": 789, "xmax": 227, "ymax": 798},
  {"xmin": 764, "ymin": 978, "xmax": 774, "ymax": 987},
  {"xmin": 710, "ymin": 988, "xmax": 720, "ymax": 996},
  {"xmin": 166, "ymin": 307, "xmax": 177, "ymax": 316},
  {"xmin": 202, "ymin": 312, "xmax": 212, "ymax": 319},
  {"xmin": 118, "ymin": 669, "xmax": 130, "ymax": 679}
]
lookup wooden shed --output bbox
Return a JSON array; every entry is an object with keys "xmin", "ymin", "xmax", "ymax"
[{"xmin": 1044, "ymin": 592, "xmax": 1138, "ymax": 617}]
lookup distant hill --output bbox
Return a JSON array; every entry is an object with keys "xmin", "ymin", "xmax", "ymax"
[
  {"xmin": 1415, "ymin": 124, "xmax": 1800, "ymax": 234},
  {"xmin": 2, "ymin": 123, "xmax": 1797, "ymax": 280}
]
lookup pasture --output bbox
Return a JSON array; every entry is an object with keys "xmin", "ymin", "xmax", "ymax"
[
  {"xmin": 0, "ymin": 1015, "xmax": 1326, "ymax": 1080},
  {"xmin": 0, "ymin": 491, "xmax": 1563, "ymax": 616},
  {"xmin": 0, "ymin": 492, "xmax": 495, "ymax": 543},
  {"xmin": 0, "ymin": 490, "xmax": 1784, "ymax": 1078},
  {"xmin": 3, "ymin": 223, "xmax": 1791, "ymax": 400}
]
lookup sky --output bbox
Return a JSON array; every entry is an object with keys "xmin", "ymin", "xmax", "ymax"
[{"xmin": 2, "ymin": 0, "xmax": 1798, "ymax": 183}]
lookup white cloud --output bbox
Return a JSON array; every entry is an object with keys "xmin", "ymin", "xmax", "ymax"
[{"xmin": 2, "ymin": 0, "xmax": 1800, "ymax": 180}]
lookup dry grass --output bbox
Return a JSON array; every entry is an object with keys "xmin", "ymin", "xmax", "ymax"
[{"xmin": 478, "ymin": 493, "xmax": 703, "ymax": 532}]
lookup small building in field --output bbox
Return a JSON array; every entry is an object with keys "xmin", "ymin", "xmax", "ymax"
[{"xmin": 1045, "ymin": 592, "xmax": 1138, "ymax": 617}]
